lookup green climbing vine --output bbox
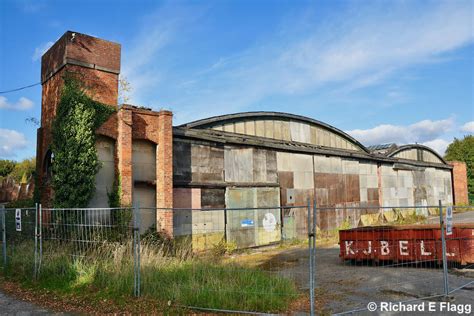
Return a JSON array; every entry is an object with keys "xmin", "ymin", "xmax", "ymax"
[{"xmin": 51, "ymin": 76, "xmax": 116, "ymax": 208}]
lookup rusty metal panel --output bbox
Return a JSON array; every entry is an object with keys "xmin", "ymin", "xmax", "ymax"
[
  {"xmin": 174, "ymin": 188, "xmax": 201, "ymax": 209},
  {"xmin": 367, "ymin": 188, "xmax": 379, "ymax": 202},
  {"xmin": 315, "ymin": 188, "xmax": 328, "ymax": 206},
  {"xmin": 294, "ymin": 188, "xmax": 313, "ymax": 205},
  {"xmin": 339, "ymin": 225, "xmax": 474, "ymax": 265},
  {"xmin": 278, "ymin": 171, "xmax": 294, "ymax": 189},
  {"xmin": 344, "ymin": 174, "xmax": 360, "ymax": 202}
]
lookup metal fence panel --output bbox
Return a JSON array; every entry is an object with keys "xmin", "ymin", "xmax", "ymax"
[
  {"xmin": 1, "ymin": 207, "xmax": 36, "ymax": 276},
  {"xmin": 447, "ymin": 205, "xmax": 474, "ymax": 296},
  {"xmin": 0, "ymin": 202, "xmax": 471, "ymax": 314}
]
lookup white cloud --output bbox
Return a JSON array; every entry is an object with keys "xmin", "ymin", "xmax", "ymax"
[
  {"xmin": 346, "ymin": 117, "xmax": 454, "ymax": 147},
  {"xmin": 422, "ymin": 139, "xmax": 451, "ymax": 156},
  {"xmin": 0, "ymin": 96, "xmax": 34, "ymax": 111},
  {"xmin": 124, "ymin": 1, "xmax": 473, "ymax": 122},
  {"xmin": 0, "ymin": 129, "xmax": 28, "ymax": 157},
  {"xmin": 461, "ymin": 121, "xmax": 474, "ymax": 133},
  {"xmin": 32, "ymin": 41, "xmax": 54, "ymax": 61},
  {"xmin": 121, "ymin": 3, "xmax": 203, "ymax": 105}
]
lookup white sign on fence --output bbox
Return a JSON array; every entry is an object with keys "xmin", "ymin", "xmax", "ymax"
[
  {"xmin": 15, "ymin": 208, "xmax": 22, "ymax": 232},
  {"xmin": 446, "ymin": 206, "xmax": 453, "ymax": 236}
]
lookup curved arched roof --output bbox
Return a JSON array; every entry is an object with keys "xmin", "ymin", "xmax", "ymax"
[
  {"xmin": 387, "ymin": 144, "xmax": 447, "ymax": 164},
  {"xmin": 180, "ymin": 111, "xmax": 370, "ymax": 153}
]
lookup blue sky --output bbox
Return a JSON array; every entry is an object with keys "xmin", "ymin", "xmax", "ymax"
[{"xmin": 0, "ymin": 0, "xmax": 473, "ymax": 161}]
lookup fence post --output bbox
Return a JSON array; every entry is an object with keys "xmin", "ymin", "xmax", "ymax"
[
  {"xmin": 34, "ymin": 203, "xmax": 38, "ymax": 279},
  {"xmin": 311, "ymin": 200, "xmax": 317, "ymax": 316},
  {"xmin": 38, "ymin": 204, "xmax": 42, "ymax": 274},
  {"xmin": 133, "ymin": 203, "xmax": 141, "ymax": 297},
  {"xmin": 439, "ymin": 200, "xmax": 449, "ymax": 296},
  {"xmin": 1, "ymin": 205, "xmax": 6, "ymax": 268},
  {"xmin": 224, "ymin": 208, "xmax": 228, "ymax": 243},
  {"xmin": 307, "ymin": 198, "xmax": 315, "ymax": 316}
]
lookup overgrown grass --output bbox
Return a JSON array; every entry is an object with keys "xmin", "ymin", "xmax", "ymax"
[{"xmin": 1, "ymin": 240, "xmax": 298, "ymax": 313}]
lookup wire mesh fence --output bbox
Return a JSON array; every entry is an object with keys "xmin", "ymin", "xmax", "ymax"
[{"xmin": 0, "ymin": 202, "xmax": 472, "ymax": 315}]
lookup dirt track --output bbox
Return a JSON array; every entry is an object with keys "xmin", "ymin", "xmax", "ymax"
[{"xmin": 0, "ymin": 290, "xmax": 52, "ymax": 315}]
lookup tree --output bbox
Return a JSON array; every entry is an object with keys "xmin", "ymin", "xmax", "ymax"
[
  {"xmin": 11, "ymin": 158, "xmax": 36, "ymax": 182},
  {"xmin": 0, "ymin": 159, "xmax": 16, "ymax": 177},
  {"xmin": 118, "ymin": 76, "xmax": 132, "ymax": 105},
  {"xmin": 444, "ymin": 135, "xmax": 474, "ymax": 201}
]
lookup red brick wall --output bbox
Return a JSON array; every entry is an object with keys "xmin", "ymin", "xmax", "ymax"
[{"xmin": 449, "ymin": 161, "xmax": 469, "ymax": 205}]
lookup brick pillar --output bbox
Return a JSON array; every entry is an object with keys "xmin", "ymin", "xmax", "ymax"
[
  {"xmin": 449, "ymin": 161, "xmax": 469, "ymax": 205},
  {"xmin": 118, "ymin": 108, "xmax": 133, "ymax": 206},
  {"xmin": 156, "ymin": 110, "xmax": 173, "ymax": 236}
]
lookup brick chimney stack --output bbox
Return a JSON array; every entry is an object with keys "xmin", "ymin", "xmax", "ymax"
[{"xmin": 37, "ymin": 31, "xmax": 121, "ymax": 205}]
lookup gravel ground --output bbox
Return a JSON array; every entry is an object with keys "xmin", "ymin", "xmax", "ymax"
[{"xmin": 261, "ymin": 246, "xmax": 473, "ymax": 315}]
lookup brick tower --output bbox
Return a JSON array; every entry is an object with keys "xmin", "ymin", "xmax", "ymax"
[
  {"xmin": 36, "ymin": 31, "xmax": 174, "ymax": 236},
  {"xmin": 36, "ymin": 31, "xmax": 121, "ymax": 205}
]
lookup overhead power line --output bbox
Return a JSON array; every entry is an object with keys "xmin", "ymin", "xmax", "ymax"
[{"xmin": 0, "ymin": 82, "xmax": 41, "ymax": 94}]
